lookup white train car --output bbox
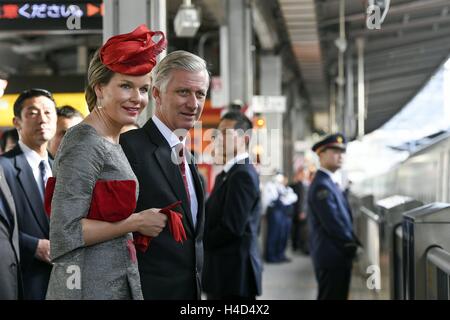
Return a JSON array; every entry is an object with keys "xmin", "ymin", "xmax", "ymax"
[{"xmin": 354, "ymin": 132, "xmax": 450, "ymax": 204}]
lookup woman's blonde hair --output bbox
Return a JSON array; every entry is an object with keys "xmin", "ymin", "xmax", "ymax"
[{"xmin": 85, "ymin": 49, "xmax": 114, "ymax": 112}]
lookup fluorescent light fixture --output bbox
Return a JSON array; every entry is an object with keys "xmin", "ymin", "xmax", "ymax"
[{"xmin": 174, "ymin": 0, "xmax": 201, "ymax": 38}]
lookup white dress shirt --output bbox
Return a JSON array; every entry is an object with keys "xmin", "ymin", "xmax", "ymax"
[
  {"xmin": 18, "ymin": 140, "xmax": 52, "ymax": 199},
  {"xmin": 318, "ymin": 167, "xmax": 342, "ymax": 188},
  {"xmin": 223, "ymin": 152, "xmax": 249, "ymax": 173},
  {"xmin": 152, "ymin": 115, "xmax": 198, "ymax": 226}
]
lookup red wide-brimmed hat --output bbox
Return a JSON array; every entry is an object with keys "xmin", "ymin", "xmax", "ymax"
[{"xmin": 100, "ymin": 24, "xmax": 167, "ymax": 75}]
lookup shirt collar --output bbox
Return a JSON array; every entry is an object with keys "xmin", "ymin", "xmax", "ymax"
[
  {"xmin": 18, "ymin": 140, "xmax": 48, "ymax": 168},
  {"xmin": 319, "ymin": 167, "xmax": 339, "ymax": 184},
  {"xmin": 152, "ymin": 115, "xmax": 186, "ymax": 149},
  {"xmin": 223, "ymin": 152, "xmax": 249, "ymax": 173}
]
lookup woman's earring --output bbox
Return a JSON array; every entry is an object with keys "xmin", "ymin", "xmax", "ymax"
[{"xmin": 97, "ymin": 98, "xmax": 103, "ymax": 109}]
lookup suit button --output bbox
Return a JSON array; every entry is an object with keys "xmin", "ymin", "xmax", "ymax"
[{"xmin": 10, "ymin": 263, "xmax": 16, "ymax": 269}]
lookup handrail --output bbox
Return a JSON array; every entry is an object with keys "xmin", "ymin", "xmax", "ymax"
[
  {"xmin": 426, "ymin": 247, "xmax": 450, "ymax": 275},
  {"xmin": 360, "ymin": 206, "xmax": 380, "ymax": 222},
  {"xmin": 395, "ymin": 226, "xmax": 403, "ymax": 239}
]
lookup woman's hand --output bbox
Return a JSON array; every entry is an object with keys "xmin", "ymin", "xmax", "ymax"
[
  {"xmin": 82, "ymin": 210, "xmax": 167, "ymax": 246},
  {"xmin": 135, "ymin": 208, "xmax": 168, "ymax": 237}
]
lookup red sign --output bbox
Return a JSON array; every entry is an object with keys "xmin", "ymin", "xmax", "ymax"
[
  {"xmin": 87, "ymin": 3, "xmax": 104, "ymax": 17},
  {"xmin": 0, "ymin": 4, "xmax": 19, "ymax": 19},
  {"xmin": 0, "ymin": 2, "xmax": 103, "ymax": 20}
]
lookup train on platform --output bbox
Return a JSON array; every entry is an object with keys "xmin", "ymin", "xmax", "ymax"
[
  {"xmin": 353, "ymin": 131, "xmax": 450, "ymax": 204},
  {"xmin": 349, "ymin": 132, "xmax": 450, "ymax": 300}
]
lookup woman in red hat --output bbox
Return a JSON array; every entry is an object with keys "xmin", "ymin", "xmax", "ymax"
[{"xmin": 46, "ymin": 25, "xmax": 168, "ymax": 299}]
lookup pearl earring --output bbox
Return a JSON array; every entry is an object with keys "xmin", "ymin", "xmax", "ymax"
[{"xmin": 97, "ymin": 98, "xmax": 103, "ymax": 109}]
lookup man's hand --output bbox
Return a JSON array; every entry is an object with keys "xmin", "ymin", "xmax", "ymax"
[
  {"xmin": 343, "ymin": 242, "xmax": 358, "ymax": 259},
  {"xmin": 35, "ymin": 239, "xmax": 51, "ymax": 264}
]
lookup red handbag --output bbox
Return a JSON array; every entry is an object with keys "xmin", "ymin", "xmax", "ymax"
[
  {"xmin": 45, "ymin": 177, "xmax": 136, "ymax": 222},
  {"xmin": 45, "ymin": 178, "xmax": 187, "ymax": 252}
]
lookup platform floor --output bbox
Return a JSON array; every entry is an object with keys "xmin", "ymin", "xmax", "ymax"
[{"xmin": 260, "ymin": 249, "xmax": 387, "ymax": 300}]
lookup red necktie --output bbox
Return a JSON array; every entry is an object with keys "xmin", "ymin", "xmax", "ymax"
[{"xmin": 177, "ymin": 144, "xmax": 191, "ymax": 203}]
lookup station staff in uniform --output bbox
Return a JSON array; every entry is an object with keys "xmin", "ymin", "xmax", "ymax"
[{"xmin": 307, "ymin": 133, "xmax": 360, "ymax": 300}]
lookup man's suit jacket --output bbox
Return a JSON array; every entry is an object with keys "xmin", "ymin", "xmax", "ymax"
[
  {"xmin": 0, "ymin": 145, "xmax": 52, "ymax": 300},
  {"xmin": 120, "ymin": 119, "xmax": 205, "ymax": 300},
  {"xmin": 0, "ymin": 165, "xmax": 22, "ymax": 299},
  {"xmin": 307, "ymin": 170, "xmax": 356, "ymax": 269},
  {"xmin": 203, "ymin": 159, "xmax": 263, "ymax": 298}
]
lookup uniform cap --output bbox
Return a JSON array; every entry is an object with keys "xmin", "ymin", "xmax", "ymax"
[
  {"xmin": 312, "ymin": 133, "xmax": 347, "ymax": 154},
  {"xmin": 100, "ymin": 24, "xmax": 167, "ymax": 75}
]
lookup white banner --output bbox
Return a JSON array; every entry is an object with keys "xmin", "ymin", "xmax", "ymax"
[{"xmin": 252, "ymin": 95, "xmax": 286, "ymax": 113}]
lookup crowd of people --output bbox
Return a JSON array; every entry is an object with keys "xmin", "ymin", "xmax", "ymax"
[{"xmin": 0, "ymin": 24, "xmax": 359, "ymax": 301}]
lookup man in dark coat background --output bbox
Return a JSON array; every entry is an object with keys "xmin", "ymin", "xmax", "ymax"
[
  {"xmin": 0, "ymin": 88, "xmax": 57, "ymax": 299},
  {"xmin": 203, "ymin": 111, "xmax": 263, "ymax": 300}
]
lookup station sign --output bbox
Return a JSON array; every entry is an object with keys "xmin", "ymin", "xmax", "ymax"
[
  {"xmin": 252, "ymin": 95, "xmax": 286, "ymax": 113},
  {"xmin": 0, "ymin": 1, "xmax": 103, "ymax": 31},
  {"xmin": 210, "ymin": 76, "xmax": 227, "ymax": 109}
]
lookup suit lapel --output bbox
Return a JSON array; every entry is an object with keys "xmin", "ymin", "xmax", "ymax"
[
  {"xmin": 13, "ymin": 148, "xmax": 49, "ymax": 235},
  {"xmin": 0, "ymin": 170, "xmax": 15, "ymax": 230},
  {"xmin": 318, "ymin": 171, "xmax": 340, "ymax": 197},
  {"xmin": 145, "ymin": 120, "xmax": 195, "ymax": 232},
  {"xmin": 211, "ymin": 171, "xmax": 227, "ymax": 194},
  {"xmin": 322, "ymin": 171, "xmax": 353, "ymax": 225}
]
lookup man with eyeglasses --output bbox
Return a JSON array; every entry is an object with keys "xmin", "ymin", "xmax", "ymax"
[{"xmin": 0, "ymin": 88, "xmax": 57, "ymax": 299}]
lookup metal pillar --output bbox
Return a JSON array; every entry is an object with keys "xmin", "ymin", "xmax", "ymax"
[
  {"xmin": 103, "ymin": 0, "xmax": 167, "ymax": 123},
  {"xmin": 357, "ymin": 37, "xmax": 365, "ymax": 139},
  {"xmin": 219, "ymin": 25, "xmax": 230, "ymax": 108},
  {"xmin": 260, "ymin": 54, "xmax": 283, "ymax": 175},
  {"xmin": 329, "ymin": 79, "xmax": 336, "ymax": 132},
  {"xmin": 222, "ymin": 0, "xmax": 253, "ymax": 107},
  {"xmin": 345, "ymin": 44, "xmax": 355, "ymax": 139},
  {"xmin": 260, "ymin": 55, "xmax": 281, "ymax": 95},
  {"xmin": 335, "ymin": 0, "xmax": 346, "ymax": 134},
  {"xmin": 76, "ymin": 46, "xmax": 88, "ymax": 74}
]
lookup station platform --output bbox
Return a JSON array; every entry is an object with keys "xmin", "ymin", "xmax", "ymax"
[{"xmin": 260, "ymin": 249, "xmax": 386, "ymax": 300}]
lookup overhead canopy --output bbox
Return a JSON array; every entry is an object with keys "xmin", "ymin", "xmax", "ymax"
[
  {"xmin": 2, "ymin": 0, "xmax": 450, "ymax": 134},
  {"xmin": 279, "ymin": 0, "xmax": 450, "ymax": 133}
]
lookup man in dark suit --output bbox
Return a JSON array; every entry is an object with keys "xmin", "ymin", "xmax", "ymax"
[
  {"xmin": 307, "ymin": 133, "xmax": 360, "ymax": 300},
  {"xmin": 47, "ymin": 105, "xmax": 83, "ymax": 158},
  {"xmin": 0, "ymin": 165, "xmax": 22, "ymax": 299},
  {"xmin": 203, "ymin": 111, "xmax": 263, "ymax": 300},
  {"xmin": 120, "ymin": 51, "xmax": 209, "ymax": 300},
  {"xmin": 290, "ymin": 168, "xmax": 309, "ymax": 254},
  {"xmin": 0, "ymin": 88, "xmax": 57, "ymax": 299}
]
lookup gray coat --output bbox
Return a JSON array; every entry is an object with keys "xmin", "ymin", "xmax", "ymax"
[
  {"xmin": 46, "ymin": 123, "xmax": 142, "ymax": 300},
  {"xmin": 0, "ymin": 165, "xmax": 21, "ymax": 299}
]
